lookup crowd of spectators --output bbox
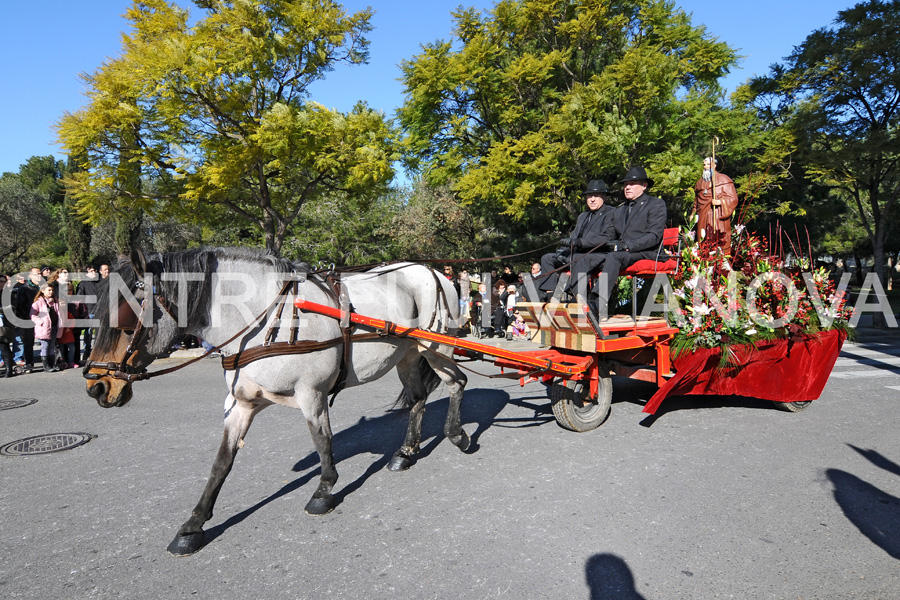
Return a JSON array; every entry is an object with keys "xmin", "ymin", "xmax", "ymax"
[
  {"xmin": 444, "ymin": 265, "xmax": 531, "ymax": 341},
  {"xmin": 0, "ymin": 263, "xmax": 108, "ymax": 377}
]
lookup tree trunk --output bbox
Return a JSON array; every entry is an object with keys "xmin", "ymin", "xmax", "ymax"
[
  {"xmin": 853, "ymin": 252, "xmax": 864, "ymax": 287},
  {"xmin": 64, "ymin": 155, "xmax": 92, "ymax": 271},
  {"xmin": 873, "ymin": 237, "xmax": 887, "ymax": 291},
  {"xmin": 871, "ymin": 232, "xmax": 888, "ymax": 328},
  {"xmin": 262, "ymin": 211, "xmax": 281, "ymax": 257},
  {"xmin": 115, "ymin": 211, "xmax": 143, "ymax": 256}
]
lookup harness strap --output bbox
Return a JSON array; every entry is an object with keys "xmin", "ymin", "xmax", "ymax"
[
  {"xmin": 264, "ymin": 279, "xmax": 295, "ymax": 345},
  {"xmin": 86, "ymin": 277, "xmax": 298, "ymax": 382},
  {"xmin": 322, "ymin": 273, "xmax": 354, "ymax": 405},
  {"xmin": 290, "ymin": 279, "xmax": 301, "ymax": 344},
  {"xmin": 220, "ymin": 332, "xmax": 383, "ymax": 370}
]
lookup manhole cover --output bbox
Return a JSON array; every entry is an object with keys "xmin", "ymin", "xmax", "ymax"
[
  {"xmin": 0, "ymin": 398, "xmax": 38, "ymax": 411},
  {"xmin": 0, "ymin": 433, "xmax": 95, "ymax": 456}
]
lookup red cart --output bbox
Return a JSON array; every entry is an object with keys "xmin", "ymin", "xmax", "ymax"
[
  {"xmin": 295, "ymin": 295, "xmax": 846, "ymax": 433},
  {"xmin": 294, "ymin": 297, "xmax": 678, "ymax": 432}
]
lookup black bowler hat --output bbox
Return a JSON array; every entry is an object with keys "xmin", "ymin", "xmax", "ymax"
[
  {"xmin": 583, "ymin": 179, "xmax": 610, "ymax": 195},
  {"xmin": 617, "ymin": 166, "xmax": 653, "ymax": 188}
]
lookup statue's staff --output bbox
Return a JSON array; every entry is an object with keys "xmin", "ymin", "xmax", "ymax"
[{"xmin": 711, "ymin": 136, "xmax": 719, "ymax": 225}]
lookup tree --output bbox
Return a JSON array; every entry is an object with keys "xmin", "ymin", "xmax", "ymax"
[
  {"xmin": 389, "ymin": 182, "xmax": 486, "ymax": 261},
  {"xmin": 398, "ymin": 0, "xmax": 782, "ymax": 237},
  {"xmin": 746, "ymin": 0, "xmax": 900, "ymax": 287},
  {"xmin": 0, "ymin": 156, "xmax": 75, "ymax": 270},
  {"xmin": 282, "ymin": 189, "xmax": 403, "ymax": 266},
  {"xmin": 63, "ymin": 156, "xmax": 93, "ymax": 271},
  {"xmin": 58, "ymin": 0, "xmax": 396, "ymax": 256},
  {"xmin": 0, "ymin": 175, "xmax": 54, "ymax": 273}
]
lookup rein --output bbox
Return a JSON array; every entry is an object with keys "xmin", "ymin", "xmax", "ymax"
[
  {"xmin": 83, "ymin": 262, "xmax": 445, "ymax": 394},
  {"xmin": 303, "ymin": 241, "xmax": 561, "ymax": 276},
  {"xmin": 84, "ymin": 277, "xmax": 297, "ymax": 383},
  {"xmin": 85, "ymin": 256, "xmax": 485, "ymax": 388}
]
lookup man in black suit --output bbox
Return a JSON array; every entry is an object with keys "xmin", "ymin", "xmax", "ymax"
[
  {"xmin": 535, "ymin": 179, "xmax": 617, "ymax": 300},
  {"xmin": 591, "ymin": 166, "xmax": 667, "ymax": 319}
]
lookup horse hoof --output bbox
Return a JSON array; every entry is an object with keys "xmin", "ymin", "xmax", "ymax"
[
  {"xmin": 387, "ymin": 454, "xmax": 415, "ymax": 471},
  {"xmin": 450, "ymin": 430, "xmax": 470, "ymax": 452},
  {"xmin": 304, "ymin": 495, "xmax": 335, "ymax": 516},
  {"xmin": 166, "ymin": 532, "xmax": 205, "ymax": 557}
]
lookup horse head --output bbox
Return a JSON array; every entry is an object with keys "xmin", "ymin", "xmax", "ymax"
[{"xmin": 84, "ymin": 249, "xmax": 183, "ymax": 407}]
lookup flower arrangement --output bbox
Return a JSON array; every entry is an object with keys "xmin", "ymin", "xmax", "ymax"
[{"xmin": 667, "ymin": 219, "xmax": 854, "ymax": 364}]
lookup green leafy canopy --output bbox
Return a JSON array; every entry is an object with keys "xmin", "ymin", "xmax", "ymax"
[
  {"xmin": 398, "ymin": 0, "xmax": 781, "ymax": 235},
  {"xmin": 57, "ymin": 0, "xmax": 397, "ymax": 255}
]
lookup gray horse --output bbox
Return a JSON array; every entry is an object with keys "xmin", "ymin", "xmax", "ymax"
[{"xmin": 84, "ymin": 248, "xmax": 470, "ymax": 556}]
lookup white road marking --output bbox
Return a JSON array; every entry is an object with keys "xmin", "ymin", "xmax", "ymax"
[
  {"xmin": 833, "ymin": 356, "xmax": 900, "ymax": 367},
  {"xmin": 829, "ymin": 370, "xmax": 900, "ymax": 379}
]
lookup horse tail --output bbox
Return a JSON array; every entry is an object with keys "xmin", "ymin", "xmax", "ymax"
[{"xmin": 393, "ymin": 355, "xmax": 443, "ymax": 409}]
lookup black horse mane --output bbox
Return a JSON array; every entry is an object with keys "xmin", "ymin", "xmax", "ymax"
[{"xmin": 92, "ymin": 247, "xmax": 303, "ymax": 355}]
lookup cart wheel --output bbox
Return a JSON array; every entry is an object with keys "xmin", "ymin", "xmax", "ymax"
[
  {"xmin": 774, "ymin": 400, "xmax": 812, "ymax": 413},
  {"xmin": 550, "ymin": 377, "xmax": 612, "ymax": 432}
]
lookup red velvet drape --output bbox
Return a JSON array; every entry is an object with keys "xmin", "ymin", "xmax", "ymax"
[{"xmin": 644, "ymin": 329, "xmax": 847, "ymax": 414}]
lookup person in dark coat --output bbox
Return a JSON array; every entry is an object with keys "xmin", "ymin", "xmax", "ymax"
[
  {"xmin": 536, "ymin": 179, "xmax": 617, "ymax": 299},
  {"xmin": 591, "ymin": 166, "xmax": 667, "ymax": 319},
  {"xmin": 0, "ymin": 274, "xmax": 16, "ymax": 378},
  {"xmin": 75, "ymin": 265, "xmax": 101, "ymax": 361},
  {"xmin": 11, "ymin": 267, "xmax": 41, "ymax": 372}
]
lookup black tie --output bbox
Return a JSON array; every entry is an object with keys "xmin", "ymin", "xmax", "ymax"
[
  {"xmin": 624, "ymin": 202, "xmax": 633, "ymax": 226},
  {"xmin": 576, "ymin": 211, "xmax": 593, "ymax": 237}
]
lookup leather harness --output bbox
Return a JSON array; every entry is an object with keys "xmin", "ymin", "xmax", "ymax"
[{"xmin": 85, "ymin": 264, "xmax": 448, "ymax": 404}]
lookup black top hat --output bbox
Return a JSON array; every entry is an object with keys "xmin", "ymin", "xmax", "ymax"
[
  {"xmin": 583, "ymin": 179, "xmax": 610, "ymax": 195},
  {"xmin": 617, "ymin": 166, "xmax": 653, "ymax": 188}
]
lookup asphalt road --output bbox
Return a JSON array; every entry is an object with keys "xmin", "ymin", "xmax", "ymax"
[{"xmin": 1, "ymin": 333, "xmax": 899, "ymax": 600}]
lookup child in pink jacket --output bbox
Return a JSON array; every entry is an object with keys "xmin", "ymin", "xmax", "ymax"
[{"xmin": 30, "ymin": 285, "xmax": 64, "ymax": 372}]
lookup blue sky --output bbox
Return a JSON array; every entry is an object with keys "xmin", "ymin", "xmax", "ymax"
[{"xmin": 0, "ymin": 0, "xmax": 857, "ymax": 175}]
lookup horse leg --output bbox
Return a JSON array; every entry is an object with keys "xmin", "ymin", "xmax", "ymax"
[
  {"xmin": 300, "ymin": 390, "xmax": 339, "ymax": 516},
  {"xmin": 424, "ymin": 349, "xmax": 470, "ymax": 452},
  {"xmin": 388, "ymin": 353, "xmax": 429, "ymax": 471},
  {"xmin": 167, "ymin": 394, "xmax": 266, "ymax": 557}
]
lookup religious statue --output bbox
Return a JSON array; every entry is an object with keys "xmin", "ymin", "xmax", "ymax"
[{"xmin": 693, "ymin": 156, "xmax": 738, "ymax": 255}]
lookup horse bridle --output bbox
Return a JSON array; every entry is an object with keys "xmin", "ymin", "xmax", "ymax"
[
  {"xmin": 83, "ymin": 271, "xmax": 302, "ymax": 384},
  {"xmin": 82, "ymin": 277, "xmax": 179, "ymax": 383},
  {"xmin": 82, "ymin": 261, "xmax": 452, "ymax": 389}
]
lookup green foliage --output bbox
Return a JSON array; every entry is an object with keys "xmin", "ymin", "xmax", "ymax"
[
  {"xmin": 89, "ymin": 215, "xmax": 202, "ymax": 259},
  {"xmin": 0, "ymin": 157, "xmax": 76, "ymax": 273},
  {"xmin": 744, "ymin": 0, "xmax": 900, "ymax": 283},
  {"xmin": 63, "ymin": 155, "xmax": 93, "ymax": 270},
  {"xmin": 398, "ymin": 0, "xmax": 781, "ymax": 239},
  {"xmin": 282, "ymin": 189, "xmax": 403, "ymax": 266},
  {"xmin": 57, "ymin": 0, "xmax": 397, "ymax": 255},
  {"xmin": 388, "ymin": 182, "xmax": 486, "ymax": 261},
  {"xmin": 0, "ymin": 174, "xmax": 55, "ymax": 273},
  {"xmin": 16, "ymin": 156, "xmax": 67, "ymax": 204}
]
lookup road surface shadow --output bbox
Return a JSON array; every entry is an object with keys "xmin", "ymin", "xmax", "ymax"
[
  {"xmin": 585, "ymin": 553, "xmax": 648, "ymax": 600},
  {"xmin": 205, "ymin": 385, "xmax": 546, "ymax": 544},
  {"xmin": 840, "ymin": 343, "xmax": 900, "ymax": 375},
  {"xmin": 826, "ymin": 446, "xmax": 900, "ymax": 559}
]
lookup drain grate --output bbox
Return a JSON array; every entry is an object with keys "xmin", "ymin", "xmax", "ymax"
[
  {"xmin": 0, "ymin": 433, "xmax": 95, "ymax": 456},
  {"xmin": 0, "ymin": 398, "xmax": 38, "ymax": 411}
]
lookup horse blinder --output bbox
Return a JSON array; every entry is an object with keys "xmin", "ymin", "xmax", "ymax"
[{"xmin": 84, "ymin": 282, "xmax": 166, "ymax": 383}]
